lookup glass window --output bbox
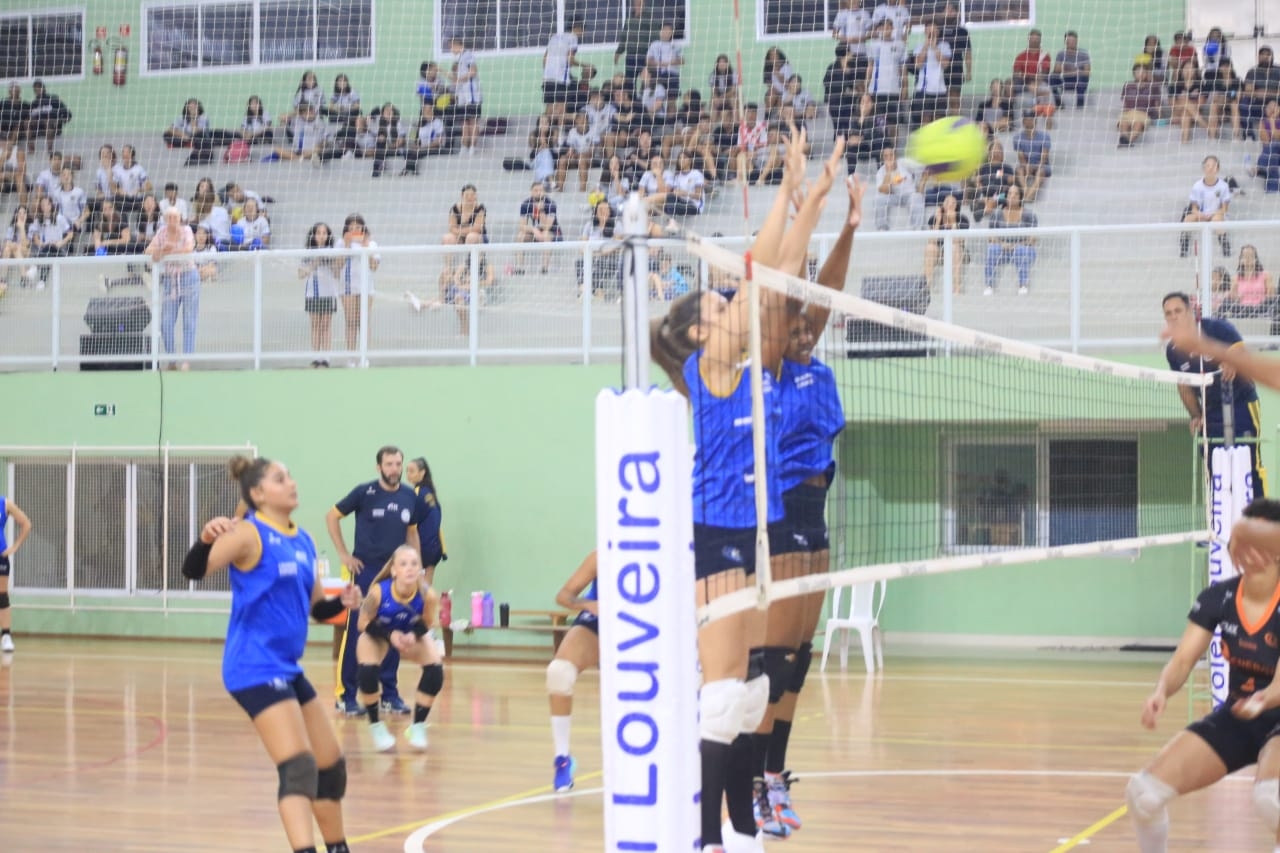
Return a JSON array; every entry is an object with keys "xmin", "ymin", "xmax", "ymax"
[
  {"xmin": 202, "ymin": 3, "xmax": 254, "ymax": 67},
  {"xmin": 32, "ymin": 13, "xmax": 82, "ymax": 78},
  {"xmin": 502, "ymin": 0, "xmax": 557, "ymax": 50},
  {"xmin": 147, "ymin": 7, "xmax": 200, "ymax": 72},
  {"xmin": 318, "ymin": 0, "xmax": 373, "ymax": 61},
  {"xmin": 1048, "ymin": 439, "xmax": 1138, "ymax": 546},
  {"xmin": 0, "ymin": 18, "xmax": 31, "ymax": 81},
  {"xmin": 260, "ymin": 0, "xmax": 315, "ymax": 64},
  {"xmin": 761, "ymin": 0, "xmax": 829, "ymax": 37},
  {"xmin": 443, "ymin": 0, "xmax": 688, "ymax": 55},
  {"xmin": 440, "ymin": 0, "xmax": 498, "ymax": 52},
  {"xmin": 962, "ymin": 0, "xmax": 1033, "ymax": 26},
  {"xmin": 951, "ymin": 442, "xmax": 1037, "ymax": 549}
]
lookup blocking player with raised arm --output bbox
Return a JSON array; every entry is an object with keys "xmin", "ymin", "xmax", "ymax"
[
  {"xmin": 547, "ymin": 551, "xmax": 600, "ymax": 792},
  {"xmin": 0, "ymin": 494, "xmax": 32, "ymax": 652},
  {"xmin": 1126, "ymin": 497, "xmax": 1280, "ymax": 852},
  {"xmin": 181, "ymin": 455, "xmax": 361, "ymax": 853},
  {"xmin": 649, "ymin": 128, "xmax": 855, "ymax": 853},
  {"xmin": 354, "ymin": 544, "xmax": 444, "ymax": 752}
]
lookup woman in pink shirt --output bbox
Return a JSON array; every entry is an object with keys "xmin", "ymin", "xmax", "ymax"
[
  {"xmin": 1228, "ymin": 244, "xmax": 1274, "ymax": 317},
  {"xmin": 147, "ymin": 207, "xmax": 199, "ymax": 370}
]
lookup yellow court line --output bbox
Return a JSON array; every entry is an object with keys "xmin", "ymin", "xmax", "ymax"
[
  {"xmin": 1046, "ymin": 805, "xmax": 1128, "ymax": 853},
  {"xmin": 348, "ymin": 770, "xmax": 604, "ymax": 843}
]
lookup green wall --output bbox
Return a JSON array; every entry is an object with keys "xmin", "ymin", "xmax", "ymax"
[{"xmin": 42, "ymin": 0, "xmax": 1184, "ymax": 135}]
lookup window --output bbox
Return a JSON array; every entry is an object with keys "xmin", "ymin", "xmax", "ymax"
[
  {"xmin": 757, "ymin": 0, "xmax": 1031, "ymax": 38},
  {"xmin": 944, "ymin": 434, "xmax": 1138, "ymax": 551},
  {"xmin": 143, "ymin": 0, "xmax": 373, "ymax": 74},
  {"xmin": 0, "ymin": 10, "xmax": 84, "ymax": 80},
  {"xmin": 438, "ymin": 0, "xmax": 688, "ymax": 55}
]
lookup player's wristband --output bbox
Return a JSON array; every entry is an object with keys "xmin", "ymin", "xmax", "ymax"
[
  {"xmin": 363, "ymin": 620, "xmax": 392, "ymax": 640},
  {"xmin": 409, "ymin": 618, "xmax": 429, "ymax": 639},
  {"xmin": 181, "ymin": 541, "xmax": 213, "ymax": 580},
  {"xmin": 311, "ymin": 597, "xmax": 345, "ymax": 622}
]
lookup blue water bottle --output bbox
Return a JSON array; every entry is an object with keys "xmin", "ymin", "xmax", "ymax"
[{"xmin": 482, "ymin": 592, "xmax": 495, "ymax": 627}]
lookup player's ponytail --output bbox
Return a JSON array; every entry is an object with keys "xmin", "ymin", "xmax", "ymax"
[
  {"xmin": 412, "ymin": 457, "xmax": 438, "ymax": 500},
  {"xmin": 228, "ymin": 454, "xmax": 272, "ymax": 512},
  {"xmin": 650, "ymin": 292, "xmax": 702, "ymax": 397}
]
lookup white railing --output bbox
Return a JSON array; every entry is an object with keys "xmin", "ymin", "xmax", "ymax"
[{"xmin": 0, "ymin": 220, "xmax": 1272, "ymax": 371}]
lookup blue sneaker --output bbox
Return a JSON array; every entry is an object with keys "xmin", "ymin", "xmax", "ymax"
[
  {"xmin": 338, "ymin": 698, "xmax": 364, "ymax": 717},
  {"xmin": 754, "ymin": 777, "xmax": 791, "ymax": 838},
  {"xmin": 553, "ymin": 754, "xmax": 576, "ymax": 792},
  {"xmin": 767, "ymin": 771, "xmax": 801, "ymax": 831},
  {"xmin": 381, "ymin": 696, "xmax": 411, "ymax": 715},
  {"xmin": 260, "ymin": 152, "xmax": 280, "ymax": 163}
]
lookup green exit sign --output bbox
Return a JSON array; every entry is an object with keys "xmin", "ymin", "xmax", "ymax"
[{"xmin": 93, "ymin": 404, "xmax": 117, "ymax": 417}]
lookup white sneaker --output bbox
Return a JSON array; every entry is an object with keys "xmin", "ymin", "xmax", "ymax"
[
  {"xmin": 720, "ymin": 820, "xmax": 765, "ymax": 853},
  {"xmin": 24, "ymin": 265, "xmax": 38, "ymax": 282},
  {"xmin": 368, "ymin": 720, "xmax": 396, "ymax": 752},
  {"xmin": 982, "ymin": 286, "xmax": 993, "ymax": 296},
  {"xmin": 404, "ymin": 291, "xmax": 423, "ymax": 312},
  {"xmin": 404, "ymin": 722, "xmax": 428, "ymax": 750},
  {"xmin": 1017, "ymin": 286, "xmax": 1028, "ymax": 295},
  {"xmin": 1, "ymin": 634, "xmax": 14, "ymax": 652}
]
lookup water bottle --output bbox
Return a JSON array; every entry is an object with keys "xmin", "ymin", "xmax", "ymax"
[
  {"xmin": 471, "ymin": 591, "xmax": 484, "ymax": 625},
  {"xmin": 482, "ymin": 592, "xmax": 495, "ymax": 627},
  {"xmin": 439, "ymin": 590, "xmax": 452, "ymax": 628}
]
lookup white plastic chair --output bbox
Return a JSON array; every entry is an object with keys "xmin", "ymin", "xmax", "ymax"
[{"xmin": 820, "ymin": 580, "xmax": 886, "ymax": 674}]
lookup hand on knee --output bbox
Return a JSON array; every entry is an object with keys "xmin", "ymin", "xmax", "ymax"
[
  {"xmin": 546, "ymin": 658, "xmax": 578, "ymax": 697},
  {"xmin": 1126, "ymin": 771, "xmax": 1175, "ymax": 826}
]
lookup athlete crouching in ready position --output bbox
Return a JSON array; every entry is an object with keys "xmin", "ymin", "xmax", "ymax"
[
  {"xmin": 547, "ymin": 551, "xmax": 600, "ymax": 792},
  {"xmin": 182, "ymin": 455, "xmax": 361, "ymax": 853},
  {"xmin": 1127, "ymin": 497, "xmax": 1280, "ymax": 852},
  {"xmin": 356, "ymin": 544, "xmax": 444, "ymax": 752}
]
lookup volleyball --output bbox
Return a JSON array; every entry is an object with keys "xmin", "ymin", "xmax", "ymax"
[{"xmin": 906, "ymin": 116, "xmax": 986, "ymax": 184}]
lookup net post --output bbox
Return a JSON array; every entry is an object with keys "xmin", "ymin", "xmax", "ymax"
[
  {"xmin": 745, "ymin": 251, "xmax": 774, "ymax": 602},
  {"xmin": 620, "ymin": 192, "xmax": 650, "ymax": 389}
]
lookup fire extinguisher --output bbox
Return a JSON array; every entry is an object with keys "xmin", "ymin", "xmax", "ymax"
[
  {"xmin": 112, "ymin": 44, "xmax": 128, "ymax": 86},
  {"xmin": 92, "ymin": 43, "xmax": 103, "ymax": 75}
]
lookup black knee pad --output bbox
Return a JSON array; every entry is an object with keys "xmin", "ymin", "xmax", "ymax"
[
  {"xmin": 315, "ymin": 756, "xmax": 347, "ymax": 801},
  {"xmin": 789, "ymin": 642, "xmax": 813, "ymax": 694},
  {"xmin": 418, "ymin": 663, "xmax": 444, "ymax": 697},
  {"xmin": 357, "ymin": 663, "xmax": 381, "ymax": 695},
  {"xmin": 763, "ymin": 647, "xmax": 797, "ymax": 704},
  {"xmin": 0, "ymin": 593, "xmax": 9, "ymax": 609},
  {"xmin": 746, "ymin": 648, "xmax": 766, "ymax": 681},
  {"xmin": 277, "ymin": 752, "xmax": 318, "ymax": 801}
]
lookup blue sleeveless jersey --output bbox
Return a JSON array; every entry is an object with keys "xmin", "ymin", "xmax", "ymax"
[
  {"xmin": 574, "ymin": 580, "xmax": 598, "ymax": 628},
  {"xmin": 0, "ymin": 497, "xmax": 8, "ymax": 553},
  {"xmin": 222, "ymin": 514, "xmax": 317, "ymax": 693},
  {"xmin": 684, "ymin": 352, "xmax": 784, "ymax": 528},
  {"xmin": 777, "ymin": 357, "xmax": 845, "ymax": 492},
  {"xmin": 372, "ymin": 578, "xmax": 426, "ymax": 632}
]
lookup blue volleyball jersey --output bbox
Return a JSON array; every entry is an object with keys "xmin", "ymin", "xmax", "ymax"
[
  {"xmin": 777, "ymin": 357, "xmax": 845, "ymax": 492},
  {"xmin": 223, "ymin": 514, "xmax": 317, "ymax": 693},
  {"xmin": 372, "ymin": 577, "xmax": 426, "ymax": 632},
  {"xmin": 576, "ymin": 580, "xmax": 598, "ymax": 626},
  {"xmin": 1165, "ymin": 317, "xmax": 1261, "ymax": 435},
  {"xmin": 0, "ymin": 497, "xmax": 8, "ymax": 553},
  {"xmin": 684, "ymin": 352, "xmax": 785, "ymax": 528}
]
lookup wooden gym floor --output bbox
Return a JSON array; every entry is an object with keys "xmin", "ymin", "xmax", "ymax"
[{"xmin": 0, "ymin": 638, "xmax": 1269, "ymax": 852}]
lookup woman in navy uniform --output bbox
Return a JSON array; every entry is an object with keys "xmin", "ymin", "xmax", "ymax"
[
  {"xmin": 0, "ymin": 494, "xmax": 33, "ymax": 653},
  {"xmin": 1126, "ymin": 498, "xmax": 1280, "ymax": 852},
  {"xmin": 546, "ymin": 551, "xmax": 599, "ymax": 793},
  {"xmin": 182, "ymin": 455, "xmax": 361, "ymax": 853},
  {"xmin": 407, "ymin": 456, "xmax": 447, "ymax": 585},
  {"xmin": 648, "ymin": 130, "xmax": 861, "ymax": 853},
  {"xmin": 355, "ymin": 544, "xmax": 444, "ymax": 752}
]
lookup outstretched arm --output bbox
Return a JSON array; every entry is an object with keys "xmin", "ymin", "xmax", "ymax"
[
  {"xmin": 805, "ymin": 174, "xmax": 866, "ymax": 331},
  {"xmin": 1164, "ymin": 326, "xmax": 1276, "ymax": 388}
]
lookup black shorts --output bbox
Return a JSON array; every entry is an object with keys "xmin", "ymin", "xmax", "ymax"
[
  {"xmin": 305, "ymin": 296, "xmax": 337, "ymax": 315},
  {"xmin": 422, "ymin": 543, "xmax": 446, "ymax": 568},
  {"xmin": 692, "ymin": 522, "xmax": 789, "ymax": 580},
  {"xmin": 572, "ymin": 612, "xmax": 600, "ymax": 634},
  {"xmin": 455, "ymin": 103, "xmax": 482, "ymax": 120},
  {"xmin": 0, "ymin": 555, "xmax": 8, "ymax": 577},
  {"xmin": 1187, "ymin": 704, "xmax": 1280, "ymax": 773},
  {"xmin": 775, "ymin": 482, "xmax": 831, "ymax": 555},
  {"xmin": 873, "ymin": 94, "xmax": 900, "ymax": 125},
  {"xmin": 229, "ymin": 673, "xmax": 318, "ymax": 719},
  {"xmin": 543, "ymin": 81, "xmax": 573, "ymax": 104}
]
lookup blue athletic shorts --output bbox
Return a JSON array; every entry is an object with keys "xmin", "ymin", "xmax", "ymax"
[
  {"xmin": 229, "ymin": 673, "xmax": 318, "ymax": 719},
  {"xmin": 0, "ymin": 556, "xmax": 9, "ymax": 577}
]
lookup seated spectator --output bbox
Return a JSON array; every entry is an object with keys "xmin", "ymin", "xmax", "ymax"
[
  {"xmin": 967, "ymin": 140, "xmax": 1016, "ymax": 222},
  {"xmin": 750, "ymin": 124, "xmax": 786, "ymax": 186},
  {"xmin": 1167, "ymin": 32, "xmax": 1196, "ymax": 92},
  {"xmin": 983, "ymin": 184, "xmax": 1037, "ymax": 295},
  {"xmin": 1051, "ymin": 30, "xmax": 1091, "ymax": 108},
  {"xmin": 975, "ymin": 77, "xmax": 1013, "ymax": 135},
  {"xmin": 431, "ymin": 250, "xmax": 494, "ymax": 334},
  {"xmin": 1241, "ymin": 47, "xmax": 1280, "ymax": 139},
  {"xmin": 112, "ymin": 145, "xmax": 153, "ymax": 215},
  {"xmin": 0, "ymin": 139, "xmax": 29, "ymax": 207},
  {"xmin": 415, "ymin": 61, "xmax": 451, "ymax": 108},
  {"xmin": 515, "ymin": 181, "xmax": 562, "ymax": 273},
  {"xmin": 192, "ymin": 181, "xmax": 232, "ymax": 248},
  {"xmin": 825, "ymin": 48, "xmax": 863, "ymax": 140},
  {"xmin": 577, "ymin": 198, "xmax": 625, "ymax": 299},
  {"xmin": 665, "ymin": 110, "xmax": 720, "ymax": 182},
  {"xmin": 401, "ymin": 102, "xmax": 447, "ymax": 175},
  {"xmin": 665, "ymin": 150, "xmax": 706, "ymax": 216},
  {"xmin": 845, "ymin": 92, "xmax": 886, "ymax": 172},
  {"xmin": 662, "ymin": 90, "xmax": 705, "ymax": 158},
  {"xmin": 192, "ymin": 226, "xmax": 221, "ymax": 282},
  {"xmin": 724, "ymin": 103, "xmax": 768, "ymax": 182},
  {"xmin": 236, "ymin": 198, "xmax": 271, "ymax": 249},
  {"xmin": 90, "ymin": 200, "xmax": 133, "ymax": 256},
  {"xmin": 1012, "ymin": 113, "xmax": 1051, "ymax": 202},
  {"xmin": 1210, "ymin": 265, "xmax": 1233, "ymax": 315},
  {"xmin": 637, "ymin": 67, "xmax": 668, "ymax": 133},
  {"xmin": 622, "ymin": 128, "xmax": 659, "ymax": 185},
  {"xmin": 910, "ymin": 22, "xmax": 952, "ymax": 129},
  {"xmin": 26, "ymin": 80, "xmax": 71, "ymax": 156},
  {"xmin": 1012, "ymin": 29, "xmax": 1050, "ymax": 93},
  {"xmin": 1140, "ymin": 35, "xmax": 1168, "ymax": 84},
  {"xmin": 601, "ymin": 155, "xmax": 634, "ymax": 210},
  {"xmin": 1224, "ymin": 244, "xmax": 1275, "ymax": 317},
  {"xmin": 1206, "ymin": 57, "xmax": 1243, "ymax": 140},
  {"xmin": 647, "ymin": 21, "xmax": 683, "ymax": 102},
  {"xmin": 264, "ymin": 102, "xmax": 330, "ymax": 162},
  {"xmin": 0, "ymin": 82, "xmax": 27, "ymax": 147},
  {"xmin": 873, "ymin": 147, "xmax": 924, "ymax": 231},
  {"xmin": 1257, "ymin": 100, "xmax": 1280, "ymax": 191},
  {"xmin": 2, "ymin": 205, "xmax": 34, "ymax": 284},
  {"xmin": 1117, "ymin": 63, "xmax": 1163, "ymax": 147},
  {"xmin": 284, "ymin": 71, "xmax": 324, "ymax": 129},
  {"xmin": 707, "ymin": 54, "xmax": 740, "ymax": 124},
  {"xmin": 923, "ymin": 192, "xmax": 971, "ymax": 294},
  {"xmin": 1173, "ymin": 59, "xmax": 1208, "ymax": 143},
  {"xmin": 158, "ymin": 182, "xmax": 190, "ymax": 223},
  {"xmin": 1180, "ymin": 155, "xmax": 1232, "ymax": 258},
  {"xmin": 370, "ymin": 103, "xmax": 407, "ymax": 179},
  {"xmin": 134, "ymin": 193, "xmax": 162, "ymax": 246},
  {"xmin": 584, "ymin": 88, "xmax": 619, "ymax": 160},
  {"xmin": 51, "ymin": 166, "xmax": 89, "ymax": 235},
  {"xmin": 240, "ymin": 95, "xmax": 274, "ymax": 145},
  {"xmin": 163, "ymin": 99, "xmax": 210, "ymax": 148},
  {"xmin": 443, "ymin": 184, "xmax": 488, "ymax": 246},
  {"xmin": 554, "ymin": 112, "xmax": 598, "ymax": 192},
  {"xmin": 1202, "ymin": 28, "xmax": 1230, "ymax": 76},
  {"xmin": 637, "ymin": 153, "xmax": 676, "ymax": 214},
  {"xmin": 762, "ymin": 47, "xmax": 795, "ymax": 115},
  {"xmin": 609, "ymin": 87, "xmax": 641, "ymax": 151},
  {"xmin": 30, "ymin": 195, "xmax": 74, "ymax": 280},
  {"xmin": 89, "ymin": 144, "xmax": 117, "ymax": 215},
  {"xmin": 779, "ymin": 75, "xmax": 818, "ymax": 134},
  {"xmin": 31, "ymin": 150, "xmax": 61, "ymax": 204},
  {"xmin": 323, "ymin": 73, "xmax": 362, "ymax": 128},
  {"xmin": 647, "ymin": 249, "xmax": 690, "ymax": 301}
]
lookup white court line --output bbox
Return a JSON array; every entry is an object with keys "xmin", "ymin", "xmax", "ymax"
[{"xmin": 400, "ymin": 769, "xmax": 1254, "ymax": 851}]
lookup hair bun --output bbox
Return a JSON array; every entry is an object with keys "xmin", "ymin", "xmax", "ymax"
[{"xmin": 227, "ymin": 454, "xmax": 253, "ymax": 480}]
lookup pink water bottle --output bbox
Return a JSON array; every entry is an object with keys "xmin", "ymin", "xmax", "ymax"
[
  {"xmin": 471, "ymin": 591, "xmax": 484, "ymax": 625},
  {"xmin": 439, "ymin": 591, "xmax": 452, "ymax": 628}
]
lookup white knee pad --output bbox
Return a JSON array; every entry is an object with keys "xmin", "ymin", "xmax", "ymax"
[
  {"xmin": 1254, "ymin": 780, "xmax": 1280, "ymax": 831},
  {"xmin": 1126, "ymin": 772, "xmax": 1176, "ymax": 825},
  {"xmin": 546, "ymin": 658, "xmax": 579, "ymax": 696},
  {"xmin": 740, "ymin": 674, "xmax": 770, "ymax": 732},
  {"xmin": 700, "ymin": 678, "xmax": 747, "ymax": 745}
]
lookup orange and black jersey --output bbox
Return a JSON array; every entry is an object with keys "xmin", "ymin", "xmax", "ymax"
[{"xmin": 1190, "ymin": 578, "xmax": 1280, "ymax": 701}]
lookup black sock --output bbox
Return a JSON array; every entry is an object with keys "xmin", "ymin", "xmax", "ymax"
[
  {"xmin": 750, "ymin": 731, "xmax": 770, "ymax": 780},
  {"xmin": 0, "ymin": 629, "xmax": 9, "ymax": 636},
  {"xmin": 700, "ymin": 739, "xmax": 732, "ymax": 846},
  {"xmin": 724, "ymin": 734, "xmax": 757, "ymax": 837},
  {"xmin": 414, "ymin": 704, "xmax": 430, "ymax": 724},
  {"xmin": 766, "ymin": 719, "xmax": 793, "ymax": 775},
  {"xmin": 327, "ymin": 842, "xmax": 350, "ymax": 853},
  {"xmin": 293, "ymin": 848, "xmax": 317, "ymax": 853},
  {"xmin": 365, "ymin": 702, "xmax": 380, "ymax": 724}
]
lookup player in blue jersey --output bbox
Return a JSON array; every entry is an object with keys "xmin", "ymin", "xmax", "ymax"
[
  {"xmin": 327, "ymin": 445, "xmax": 425, "ymax": 716},
  {"xmin": 650, "ymin": 129, "xmax": 861, "ymax": 853},
  {"xmin": 546, "ymin": 551, "xmax": 599, "ymax": 792},
  {"xmin": 1163, "ymin": 292, "xmax": 1267, "ymax": 497},
  {"xmin": 0, "ymin": 494, "xmax": 33, "ymax": 653},
  {"xmin": 407, "ymin": 456, "xmax": 447, "ymax": 586},
  {"xmin": 354, "ymin": 544, "xmax": 444, "ymax": 752},
  {"xmin": 181, "ymin": 455, "xmax": 361, "ymax": 853},
  {"xmin": 1124, "ymin": 498, "xmax": 1280, "ymax": 853}
]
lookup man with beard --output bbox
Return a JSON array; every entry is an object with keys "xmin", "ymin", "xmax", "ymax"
[{"xmin": 327, "ymin": 445, "xmax": 424, "ymax": 716}]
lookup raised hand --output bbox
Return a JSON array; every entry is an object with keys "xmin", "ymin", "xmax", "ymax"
[
  {"xmin": 846, "ymin": 175, "xmax": 867, "ymax": 230},
  {"xmin": 200, "ymin": 516, "xmax": 238, "ymax": 544}
]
